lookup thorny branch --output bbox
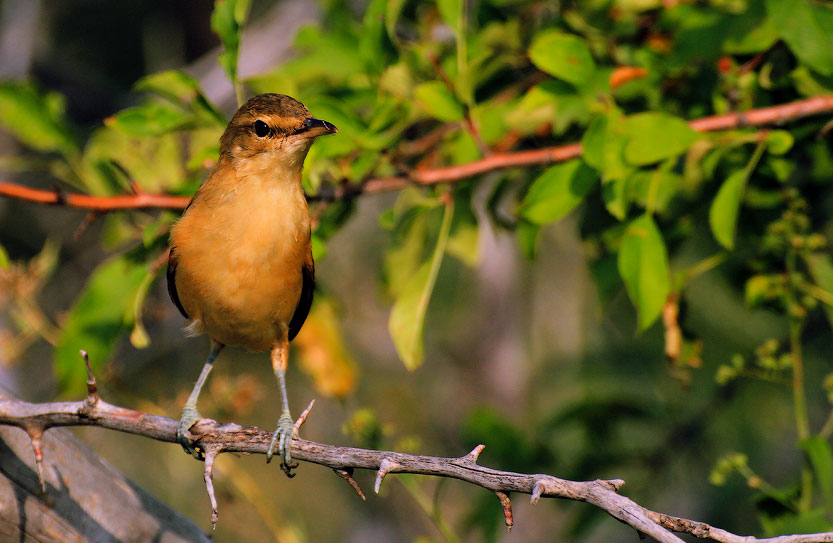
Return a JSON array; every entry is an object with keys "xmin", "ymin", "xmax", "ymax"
[
  {"xmin": 0, "ymin": 356, "xmax": 832, "ymax": 543},
  {"xmin": 1, "ymin": 95, "xmax": 833, "ymax": 209}
]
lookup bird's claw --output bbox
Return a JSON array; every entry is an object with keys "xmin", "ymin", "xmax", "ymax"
[
  {"xmin": 177, "ymin": 406, "xmax": 205, "ymax": 461},
  {"xmin": 267, "ymin": 411, "xmax": 297, "ymax": 476}
]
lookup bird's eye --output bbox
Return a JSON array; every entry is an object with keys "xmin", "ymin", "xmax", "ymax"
[{"xmin": 253, "ymin": 120, "xmax": 270, "ymax": 137}]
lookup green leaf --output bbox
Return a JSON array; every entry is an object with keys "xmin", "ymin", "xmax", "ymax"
[
  {"xmin": 137, "ymin": 70, "xmax": 201, "ymax": 102},
  {"xmin": 582, "ymin": 111, "xmax": 631, "ymax": 180},
  {"xmin": 805, "ymin": 253, "xmax": 833, "ymax": 331},
  {"xmin": 760, "ymin": 509, "xmax": 833, "ymax": 537},
  {"xmin": 211, "ymin": 0, "xmax": 251, "ymax": 84},
  {"xmin": 767, "ymin": 0, "xmax": 833, "ymax": 76},
  {"xmin": 437, "ymin": 0, "xmax": 461, "ymax": 32},
  {"xmin": 54, "ymin": 255, "xmax": 148, "ymax": 394},
  {"xmin": 106, "ymin": 100, "xmax": 191, "ymax": 138},
  {"xmin": 518, "ymin": 160, "xmax": 597, "ymax": 224},
  {"xmin": 359, "ymin": 0, "xmax": 391, "ymax": 72},
  {"xmin": 617, "ymin": 214, "xmax": 670, "ymax": 330},
  {"xmin": 628, "ymin": 165, "xmax": 681, "ymax": 215},
  {"xmin": 447, "ymin": 191, "xmax": 480, "ymax": 267},
  {"xmin": 516, "ymin": 220, "xmax": 540, "ymax": 260},
  {"xmin": 389, "ymin": 200, "xmax": 454, "ymax": 370},
  {"xmin": 709, "ymin": 170, "xmax": 748, "ymax": 250},
  {"xmin": 709, "ymin": 141, "xmax": 766, "ymax": 249},
  {"xmin": 529, "ymin": 30, "xmax": 596, "ymax": 86},
  {"xmin": 602, "ymin": 177, "xmax": 630, "ymax": 220},
  {"xmin": 130, "ymin": 261, "xmax": 165, "ymax": 349},
  {"xmin": 385, "ymin": 211, "xmax": 430, "ymax": 298},
  {"xmin": 414, "ymin": 81, "xmax": 464, "ymax": 122},
  {"xmin": 800, "ymin": 437, "xmax": 833, "ymax": 510},
  {"xmin": 0, "ymin": 244, "xmax": 8, "ymax": 269},
  {"xmin": 766, "ymin": 130, "xmax": 794, "ymax": 155},
  {"xmin": 0, "ymin": 82, "xmax": 78, "ymax": 157},
  {"xmin": 136, "ymin": 70, "xmax": 224, "ymax": 125},
  {"xmin": 385, "ymin": 0, "xmax": 407, "ymax": 41},
  {"xmin": 623, "ymin": 113, "xmax": 700, "ymax": 165}
]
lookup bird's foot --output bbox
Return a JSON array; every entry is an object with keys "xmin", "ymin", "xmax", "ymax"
[
  {"xmin": 267, "ymin": 410, "xmax": 298, "ymax": 476},
  {"xmin": 177, "ymin": 405, "xmax": 205, "ymax": 461}
]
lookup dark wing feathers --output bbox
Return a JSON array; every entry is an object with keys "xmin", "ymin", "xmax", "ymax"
[
  {"xmin": 288, "ymin": 249, "xmax": 314, "ymax": 341},
  {"xmin": 166, "ymin": 247, "xmax": 189, "ymax": 319}
]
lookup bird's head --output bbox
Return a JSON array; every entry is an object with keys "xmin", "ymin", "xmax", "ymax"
[{"xmin": 219, "ymin": 93, "xmax": 337, "ymax": 167}]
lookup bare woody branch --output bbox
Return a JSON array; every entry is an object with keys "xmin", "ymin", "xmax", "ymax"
[
  {"xmin": 0, "ymin": 390, "xmax": 832, "ymax": 543},
  {"xmin": 1, "ymin": 95, "xmax": 832, "ymax": 210}
]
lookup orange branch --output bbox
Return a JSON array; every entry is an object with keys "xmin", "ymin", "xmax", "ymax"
[
  {"xmin": 2, "ymin": 95, "xmax": 833, "ymax": 210},
  {"xmin": 0, "ymin": 182, "xmax": 190, "ymax": 210}
]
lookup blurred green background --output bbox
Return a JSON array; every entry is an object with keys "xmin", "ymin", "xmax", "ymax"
[{"xmin": 1, "ymin": 0, "xmax": 833, "ymax": 541}]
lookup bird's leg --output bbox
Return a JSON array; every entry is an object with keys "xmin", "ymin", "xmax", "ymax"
[
  {"xmin": 178, "ymin": 339, "xmax": 223, "ymax": 460},
  {"xmin": 267, "ymin": 339, "xmax": 297, "ymax": 475}
]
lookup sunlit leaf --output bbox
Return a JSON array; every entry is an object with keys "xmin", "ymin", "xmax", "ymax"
[
  {"xmin": 518, "ymin": 160, "xmax": 598, "ymax": 225},
  {"xmin": 623, "ymin": 113, "xmax": 700, "ymax": 165},
  {"xmin": 106, "ymin": 100, "xmax": 191, "ymax": 138},
  {"xmin": 55, "ymin": 255, "xmax": 148, "ymax": 394},
  {"xmin": 385, "ymin": 211, "xmax": 430, "ymax": 298},
  {"xmin": 359, "ymin": 0, "xmax": 391, "ymax": 72},
  {"xmin": 137, "ymin": 70, "xmax": 199, "ymax": 99},
  {"xmin": 414, "ymin": 81, "xmax": 464, "ymax": 122},
  {"xmin": 709, "ymin": 142, "xmax": 766, "ymax": 249},
  {"xmin": 800, "ymin": 437, "xmax": 833, "ymax": 509},
  {"xmin": 516, "ymin": 220, "xmax": 540, "ymax": 260},
  {"xmin": 529, "ymin": 30, "xmax": 596, "ymax": 86},
  {"xmin": 294, "ymin": 295, "xmax": 358, "ymax": 398},
  {"xmin": 130, "ymin": 259, "xmax": 165, "ymax": 349},
  {"xmin": 0, "ymin": 82, "xmax": 78, "ymax": 157},
  {"xmin": 602, "ymin": 176, "xmax": 630, "ymax": 220},
  {"xmin": 760, "ymin": 509, "xmax": 833, "ymax": 537},
  {"xmin": 437, "ymin": 0, "xmax": 461, "ymax": 31},
  {"xmin": 582, "ymin": 111, "xmax": 631, "ymax": 180},
  {"xmin": 618, "ymin": 214, "xmax": 670, "ymax": 330},
  {"xmin": 766, "ymin": 130, "xmax": 794, "ymax": 155},
  {"xmin": 447, "ymin": 189, "xmax": 480, "ymax": 267},
  {"xmin": 767, "ymin": 0, "xmax": 833, "ymax": 76},
  {"xmin": 136, "ymin": 70, "xmax": 224, "ymax": 125},
  {"xmin": 385, "ymin": 0, "xmax": 407, "ymax": 41},
  {"xmin": 389, "ymin": 200, "xmax": 454, "ymax": 370},
  {"xmin": 805, "ymin": 254, "xmax": 833, "ymax": 331},
  {"xmin": 709, "ymin": 170, "xmax": 747, "ymax": 250},
  {"xmin": 211, "ymin": 0, "xmax": 251, "ymax": 84}
]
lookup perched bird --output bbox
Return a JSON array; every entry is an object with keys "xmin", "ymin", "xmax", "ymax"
[{"xmin": 167, "ymin": 93, "xmax": 337, "ymax": 474}]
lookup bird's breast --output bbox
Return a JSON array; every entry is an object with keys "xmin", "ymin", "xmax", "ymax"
[{"xmin": 171, "ymin": 164, "xmax": 310, "ymax": 350}]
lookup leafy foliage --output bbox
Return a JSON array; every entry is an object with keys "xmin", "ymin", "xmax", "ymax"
[{"xmin": 2, "ymin": 0, "xmax": 833, "ymax": 539}]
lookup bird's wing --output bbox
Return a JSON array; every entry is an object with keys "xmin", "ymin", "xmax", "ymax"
[
  {"xmin": 167, "ymin": 247, "xmax": 189, "ymax": 319},
  {"xmin": 288, "ymin": 247, "xmax": 314, "ymax": 341}
]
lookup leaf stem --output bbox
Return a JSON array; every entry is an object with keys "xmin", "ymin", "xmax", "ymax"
[
  {"xmin": 785, "ymin": 241, "xmax": 812, "ymax": 511},
  {"xmin": 397, "ymin": 476, "xmax": 461, "ymax": 543}
]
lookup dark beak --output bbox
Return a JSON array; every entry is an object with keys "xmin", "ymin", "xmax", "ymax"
[{"xmin": 294, "ymin": 117, "xmax": 338, "ymax": 138}]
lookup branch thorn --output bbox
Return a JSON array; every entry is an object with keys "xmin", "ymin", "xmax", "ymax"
[
  {"xmin": 334, "ymin": 468, "xmax": 366, "ymax": 501},
  {"xmin": 25, "ymin": 426, "xmax": 47, "ymax": 495},
  {"xmin": 604, "ymin": 478, "xmax": 625, "ymax": 491},
  {"xmin": 202, "ymin": 444, "xmax": 222, "ymax": 529},
  {"xmin": 495, "ymin": 491, "xmax": 513, "ymax": 532},
  {"xmin": 375, "ymin": 458, "xmax": 401, "ymax": 494},
  {"xmin": 531, "ymin": 480, "xmax": 545, "ymax": 504},
  {"xmin": 293, "ymin": 399, "xmax": 315, "ymax": 436},
  {"xmin": 463, "ymin": 444, "xmax": 485, "ymax": 464},
  {"xmin": 80, "ymin": 350, "xmax": 99, "ymax": 406}
]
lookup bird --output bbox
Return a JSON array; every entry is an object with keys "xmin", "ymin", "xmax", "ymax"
[{"xmin": 166, "ymin": 93, "xmax": 337, "ymax": 475}]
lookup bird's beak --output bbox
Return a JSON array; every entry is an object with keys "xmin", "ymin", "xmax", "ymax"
[{"xmin": 294, "ymin": 118, "xmax": 338, "ymax": 138}]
